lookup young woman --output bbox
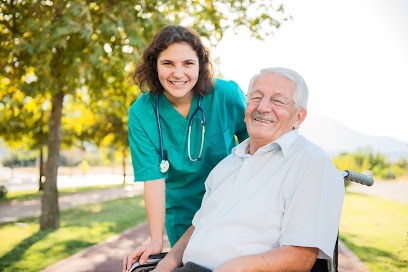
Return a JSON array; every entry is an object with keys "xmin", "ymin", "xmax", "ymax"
[{"xmin": 124, "ymin": 25, "xmax": 248, "ymax": 269}]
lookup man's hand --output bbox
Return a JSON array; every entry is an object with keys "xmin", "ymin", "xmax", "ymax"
[{"xmin": 122, "ymin": 240, "xmax": 162, "ymax": 272}]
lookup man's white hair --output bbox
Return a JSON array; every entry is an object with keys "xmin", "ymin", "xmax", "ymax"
[{"xmin": 247, "ymin": 67, "xmax": 309, "ymax": 109}]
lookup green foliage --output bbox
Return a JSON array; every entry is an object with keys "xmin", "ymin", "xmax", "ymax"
[
  {"xmin": 1, "ymin": 150, "xmax": 38, "ymax": 167},
  {"xmin": 333, "ymin": 150, "xmax": 408, "ymax": 180},
  {"xmin": 0, "ymin": 87, "xmax": 48, "ymax": 151},
  {"xmin": 391, "ymin": 163, "xmax": 406, "ymax": 178},
  {"xmin": 0, "ymin": 185, "xmax": 7, "ymax": 198},
  {"xmin": 1, "ymin": 0, "xmax": 288, "ymax": 93}
]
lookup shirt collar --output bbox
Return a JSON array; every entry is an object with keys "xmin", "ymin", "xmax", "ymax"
[{"xmin": 233, "ymin": 129, "xmax": 300, "ymax": 158}]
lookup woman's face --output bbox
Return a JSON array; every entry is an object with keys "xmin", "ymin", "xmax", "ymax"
[{"xmin": 157, "ymin": 42, "xmax": 199, "ymax": 103}]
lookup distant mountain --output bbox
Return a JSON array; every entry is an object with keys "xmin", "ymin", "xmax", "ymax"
[{"xmin": 300, "ymin": 114, "xmax": 408, "ymax": 161}]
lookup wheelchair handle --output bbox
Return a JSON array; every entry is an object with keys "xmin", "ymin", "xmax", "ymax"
[{"xmin": 342, "ymin": 170, "xmax": 374, "ymax": 186}]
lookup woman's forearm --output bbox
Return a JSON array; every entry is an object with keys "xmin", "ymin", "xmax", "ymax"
[{"xmin": 144, "ymin": 178, "xmax": 166, "ymax": 244}]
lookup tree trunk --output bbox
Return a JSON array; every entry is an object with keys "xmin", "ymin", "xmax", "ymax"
[
  {"xmin": 38, "ymin": 146, "xmax": 44, "ymax": 191},
  {"xmin": 40, "ymin": 90, "xmax": 64, "ymax": 230}
]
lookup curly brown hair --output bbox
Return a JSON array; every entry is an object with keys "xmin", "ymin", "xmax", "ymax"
[{"xmin": 133, "ymin": 25, "xmax": 214, "ymax": 96}]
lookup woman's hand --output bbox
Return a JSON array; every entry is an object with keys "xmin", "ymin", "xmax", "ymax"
[{"xmin": 122, "ymin": 240, "xmax": 163, "ymax": 272}]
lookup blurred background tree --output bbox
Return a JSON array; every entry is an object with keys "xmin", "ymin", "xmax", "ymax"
[
  {"xmin": 0, "ymin": 86, "xmax": 48, "ymax": 189},
  {"xmin": 0, "ymin": 0, "xmax": 288, "ymax": 230},
  {"xmin": 332, "ymin": 147, "xmax": 408, "ymax": 183}
]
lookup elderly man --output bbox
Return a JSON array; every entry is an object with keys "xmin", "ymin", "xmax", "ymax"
[{"xmin": 128, "ymin": 67, "xmax": 345, "ymax": 272}]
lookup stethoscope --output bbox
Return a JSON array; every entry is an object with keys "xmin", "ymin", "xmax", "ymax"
[{"xmin": 156, "ymin": 94, "xmax": 206, "ymax": 173}]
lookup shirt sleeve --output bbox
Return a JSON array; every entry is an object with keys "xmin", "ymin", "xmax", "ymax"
[
  {"xmin": 229, "ymin": 81, "xmax": 248, "ymax": 142},
  {"xmin": 279, "ymin": 154, "xmax": 345, "ymax": 259},
  {"xmin": 128, "ymin": 105, "xmax": 165, "ymax": 182}
]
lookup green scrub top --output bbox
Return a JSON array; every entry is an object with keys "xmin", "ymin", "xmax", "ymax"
[{"xmin": 128, "ymin": 78, "xmax": 248, "ymax": 246}]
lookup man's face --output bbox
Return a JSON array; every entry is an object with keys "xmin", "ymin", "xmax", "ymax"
[{"xmin": 244, "ymin": 73, "xmax": 307, "ymax": 150}]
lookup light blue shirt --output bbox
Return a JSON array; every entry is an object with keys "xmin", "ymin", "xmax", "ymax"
[{"xmin": 184, "ymin": 130, "xmax": 345, "ymax": 269}]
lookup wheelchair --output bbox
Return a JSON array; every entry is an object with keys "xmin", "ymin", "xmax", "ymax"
[{"xmin": 129, "ymin": 170, "xmax": 374, "ymax": 272}]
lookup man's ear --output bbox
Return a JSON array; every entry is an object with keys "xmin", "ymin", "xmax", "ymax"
[{"xmin": 293, "ymin": 108, "xmax": 307, "ymax": 129}]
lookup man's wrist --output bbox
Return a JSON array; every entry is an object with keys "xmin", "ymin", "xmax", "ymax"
[{"xmin": 156, "ymin": 256, "xmax": 180, "ymax": 271}]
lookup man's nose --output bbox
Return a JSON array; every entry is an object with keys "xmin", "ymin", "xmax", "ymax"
[{"xmin": 257, "ymin": 97, "xmax": 271, "ymax": 112}]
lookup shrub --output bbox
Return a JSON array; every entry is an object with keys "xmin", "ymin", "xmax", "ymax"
[{"xmin": 0, "ymin": 185, "xmax": 8, "ymax": 198}]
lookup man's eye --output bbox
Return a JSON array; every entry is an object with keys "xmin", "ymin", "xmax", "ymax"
[
  {"xmin": 272, "ymin": 99, "xmax": 285, "ymax": 105},
  {"xmin": 251, "ymin": 96, "xmax": 262, "ymax": 101},
  {"xmin": 248, "ymin": 94, "xmax": 263, "ymax": 100}
]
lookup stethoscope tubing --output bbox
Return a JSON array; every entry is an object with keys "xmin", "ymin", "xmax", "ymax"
[
  {"xmin": 156, "ymin": 94, "xmax": 205, "ymax": 173},
  {"xmin": 187, "ymin": 98, "xmax": 205, "ymax": 161},
  {"xmin": 156, "ymin": 95, "xmax": 169, "ymax": 173},
  {"xmin": 156, "ymin": 94, "xmax": 166, "ymax": 161}
]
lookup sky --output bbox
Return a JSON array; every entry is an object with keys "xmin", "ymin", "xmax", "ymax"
[{"xmin": 211, "ymin": 0, "xmax": 408, "ymax": 143}]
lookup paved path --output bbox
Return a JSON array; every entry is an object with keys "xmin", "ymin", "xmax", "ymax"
[
  {"xmin": 347, "ymin": 179, "xmax": 408, "ymax": 204},
  {"xmin": 1, "ymin": 183, "xmax": 388, "ymax": 272}
]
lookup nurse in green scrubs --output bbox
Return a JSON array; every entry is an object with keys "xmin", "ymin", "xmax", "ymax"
[{"xmin": 123, "ymin": 25, "xmax": 248, "ymax": 270}]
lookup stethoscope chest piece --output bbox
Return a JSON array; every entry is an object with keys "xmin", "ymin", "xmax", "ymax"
[{"xmin": 160, "ymin": 159, "xmax": 170, "ymax": 173}]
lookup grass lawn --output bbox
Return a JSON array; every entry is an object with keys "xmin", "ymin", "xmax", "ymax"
[
  {"xmin": 0, "ymin": 195, "xmax": 146, "ymax": 272},
  {"xmin": 340, "ymin": 192, "xmax": 408, "ymax": 272}
]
